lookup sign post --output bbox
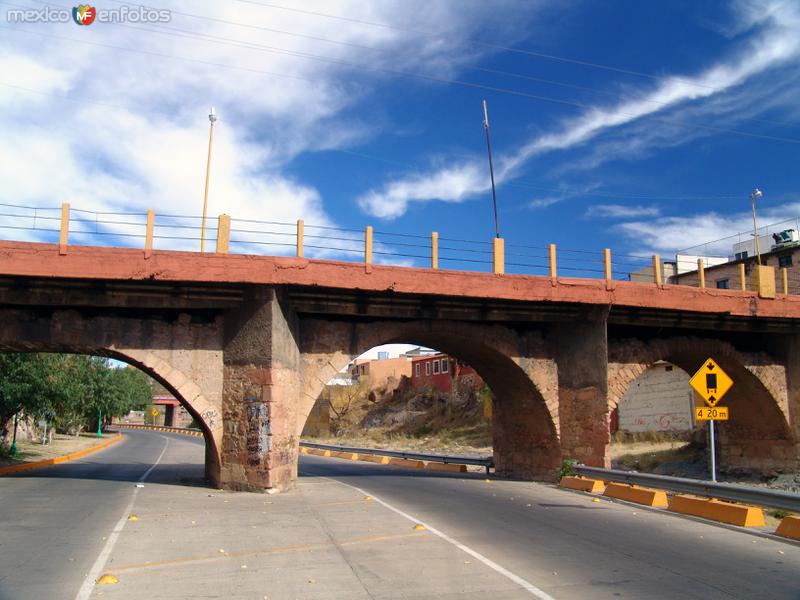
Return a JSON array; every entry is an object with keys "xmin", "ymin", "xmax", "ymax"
[
  {"xmin": 150, "ymin": 408, "xmax": 159, "ymax": 425},
  {"xmin": 689, "ymin": 358, "xmax": 734, "ymax": 482}
]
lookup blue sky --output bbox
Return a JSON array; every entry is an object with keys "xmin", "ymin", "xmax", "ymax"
[{"xmin": 1, "ymin": 0, "xmax": 800, "ymax": 276}]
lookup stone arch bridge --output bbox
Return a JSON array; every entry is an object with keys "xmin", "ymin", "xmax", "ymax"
[{"xmin": 1, "ymin": 241, "xmax": 799, "ymax": 490}]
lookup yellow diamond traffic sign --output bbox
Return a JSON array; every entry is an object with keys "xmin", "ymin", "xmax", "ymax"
[
  {"xmin": 689, "ymin": 358, "xmax": 733, "ymax": 407},
  {"xmin": 150, "ymin": 409, "xmax": 159, "ymax": 417}
]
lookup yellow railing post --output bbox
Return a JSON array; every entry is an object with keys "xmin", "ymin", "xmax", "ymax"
[
  {"xmin": 604, "ymin": 248, "xmax": 612, "ymax": 284},
  {"xmin": 782, "ymin": 267, "xmax": 789, "ymax": 294},
  {"xmin": 653, "ymin": 254, "xmax": 662, "ymax": 286},
  {"xmin": 698, "ymin": 258, "xmax": 705, "ymax": 289},
  {"xmin": 739, "ymin": 263, "xmax": 747, "ymax": 291},
  {"xmin": 215, "ymin": 214, "xmax": 230, "ymax": 254},
  {"xmin": 59, "ymin": 202, "xmax": 70, "ymax": 255},
  {"xmin": 431, "ymin": 231, "xmax": 438, "ymax": 270},
  {"xmin": 365, "ymin": 225, "xmax": 373, "ymax": 265},
  {"xmin": 492, "ymin": 237, "xmax": 504, "ymax": 274},
  {"xmin": 144, "ymin": 209, "xmax": 154, "ymax": 259},
  {"xmin": 296, "ymin": 219, "xmax": 304, "ymax": 258},
  {"xmin": 549, "ymin": 243, "xmax": 557, "ymax": 284}
]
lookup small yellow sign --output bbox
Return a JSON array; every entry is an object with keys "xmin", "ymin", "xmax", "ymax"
[
  {"xmin": 695, "ymin": 406, "xmax": 729, "ymax": 421},
  {"xmin": 150, "ymin": 409, "xmax": 159, "ymax": 417},
  {"xmin": 689, "ymin": 358, "xmax": 733, "ymax": 407}
]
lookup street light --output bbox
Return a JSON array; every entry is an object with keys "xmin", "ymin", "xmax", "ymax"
[
  {"xmin": 200, "ymin": 107, "xmax": 218, "ymax": 253},
  {"xmin": 750, "ymin": 188, "xmax": 763, "ymax": 266}
]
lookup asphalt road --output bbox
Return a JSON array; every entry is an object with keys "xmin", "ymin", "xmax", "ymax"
[
  {"xmin": 0, "ymin": 429, "xmax": 798, "ymax": 600},
  {"xmin": 300, "ymin": 456, "xmax": 800, "ymax": 599},
  {"xmin": 0, "ymin": 429, "xmax": 204, "ymax": 600}
]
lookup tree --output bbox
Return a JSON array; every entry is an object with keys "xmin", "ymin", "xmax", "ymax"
[
  {"xmin": 0, "ymin": 354, "xmax": 47, "ymax": 444},
  {"xmin": 0, "ymin": 352, "xmax": 156, "ymax": 444}
]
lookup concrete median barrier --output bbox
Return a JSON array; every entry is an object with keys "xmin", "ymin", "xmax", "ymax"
[
  {"xmin": 775, "ymin": 515, "xmax": 800, "ymax": 540},
  {"xmin": 668, "ymin": 495, "xmax": 765, "ymax": 527},
  {"xmin": 560, "ymin": 476, "xmax": 605, "ymax": 493},
  {"xmin": 603, "ymin": 483, "xmax": 668, "ymax": 507}
]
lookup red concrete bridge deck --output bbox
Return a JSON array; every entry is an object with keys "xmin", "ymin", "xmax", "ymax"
[
  {"xmin": 2, "ymin": 239, "xmax": 800, "ymax": 490},
  {"xmin": 1, "ymin": 240, "xmax": 799, "ymax": 324}
]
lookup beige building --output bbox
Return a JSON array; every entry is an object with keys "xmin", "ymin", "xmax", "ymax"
[
  {"xmin": 672, "ymin": 243, "xmax": 800, "ymax": 294},
  {"xmin": 349, "ymin": 356, "xmax": 411, "ymax": 387}
]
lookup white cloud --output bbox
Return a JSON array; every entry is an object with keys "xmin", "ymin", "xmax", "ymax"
[
  {"xmin": 0, "ymin": 0, "xmax": 531, "ymax": 255},
  {"xmin": 357, "ymin": 162, "xmax": 487, "ymax": 218},
  {"xmin": 615, "ymin": 201, "xmax": 800, "ymax": 255},
  {"xmin": 356, "ymin": 0, "xmax": 800, "ymax": 219},
  {"xmin": 586, "ymin": 204, "xmax": 661, "ymax": 219}
]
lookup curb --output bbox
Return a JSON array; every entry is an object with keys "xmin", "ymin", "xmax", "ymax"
[
  {"xmin": 0, "ymin": 432, "xmax": 123, "ymax": 476},
  {"xmin": 114, "ymin": 423, "xmax": 204, "ymax": 438}
]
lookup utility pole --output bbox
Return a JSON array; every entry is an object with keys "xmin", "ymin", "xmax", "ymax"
[
  {"xmin": 200, "ymin": 107, "xmax": 218, "ymax": 253},
  {"xmin": 482, "ymin": 100, "xmax": 500, "ymax": 238}
]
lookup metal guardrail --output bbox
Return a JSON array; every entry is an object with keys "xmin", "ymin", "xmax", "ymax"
[
  {"xmin": 300, "ymin": 441, "xmax": 493, "ymax": 473},
  {"xmin": 575, "ymin": 465, "xmax": 800, "ymax": 513}
]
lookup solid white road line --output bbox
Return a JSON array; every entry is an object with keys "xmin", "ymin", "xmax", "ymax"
[
  {"xmin": 330, "ymin": 478, "xmax": 557, "ymax": 600},
  {"xmin": 74, "ymin": 436, "xmax": 170, "ymax": 600}
]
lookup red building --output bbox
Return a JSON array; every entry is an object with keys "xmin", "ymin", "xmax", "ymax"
[{"xmin": 409, "ymin": 354, "xmax": 481, "ymax": 393}]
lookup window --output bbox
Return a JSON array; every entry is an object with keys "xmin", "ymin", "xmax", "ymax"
[
  {"xmin": 779, "ymin": 255, "xmax": 793, "ymax": 268},
  {"xmin": 735, "ymin": 251, "xmax": 749, "ymax": 260},
  {"xmin": 433, "ymin": 360, "xmax": 440, "ymax": 374},
  {"xmin": 441, "ymin": 359, "xmax": 449, "ymax": 373},
  {"xmin": 425, "ymin": 361, "xmax": 430, "ymax": 376},
  {"xmin": 716, "ymin": 279, "xmax": 730, "ymax": 289},
  {"xmin": 415, "ymin": 363, "xmax": 420, "ymax": 377}
]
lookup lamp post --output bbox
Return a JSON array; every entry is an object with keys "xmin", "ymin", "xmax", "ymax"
[
  {"xmin": 482, "ymin": 100, "xmax": 500, "ymax": 238},
  {"xmin": 200, "ymin": 107, "xmax": 218, "ymax": 253},
  {"xmin": 750, "ymin": 188, "xmax": 763, "ymax": 291},
  {"xmin": 750, "ymin": 188, "xmax": 763, "ymax": 265}
]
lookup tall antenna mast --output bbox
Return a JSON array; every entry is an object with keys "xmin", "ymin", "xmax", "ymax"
[{"xmin": 483, "ymin": 99, "xmax": 500, "ymax": 238}]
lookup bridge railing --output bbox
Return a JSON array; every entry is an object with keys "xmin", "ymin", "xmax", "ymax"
[{"xmin": 0, "ymin": 201, "xmax": 795, "ymax": 296}]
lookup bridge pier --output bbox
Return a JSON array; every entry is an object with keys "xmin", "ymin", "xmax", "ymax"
[
  {"xmin": 221, "ymin": 288, "xmax": 301, "ymax": 491},
  {"xmin": 554, "ymin": 312, "xmax": 611, "ymax": 468}
]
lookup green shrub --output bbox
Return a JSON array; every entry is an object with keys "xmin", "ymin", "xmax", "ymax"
[{"xmin": 557, "ymin": 458, "xmax": 578, "ymax": 480}]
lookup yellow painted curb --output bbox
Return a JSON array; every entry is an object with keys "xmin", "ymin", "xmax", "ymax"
[
  {"xmin": 332, "ymin": 451, "xmax": 359, "ymax": 460},
  {"xmin": 775, "ymin": 515, "xmax": 800, "ymax": 540},
  {"xmin": 0, "ymin": 433, "xmax": 123, "ymax": 477},
  {"xmin": 668, "ymin": 495, "xmax": 765, "ymax": 527},
  {"xmin": 388, "ymin": 457, "xmax": 425, "ymax": 469},
  {"xmin": 358, "ymin": 454, "xmax": 390, "ymax": 464},
  {"xmin": 424, "ymin": 462, "xmax": 467, "ymax": 473},
  {"xmin": 560, "ymin": 476, "xmax": 605, "ymax": 493},
  {"xmin": 300, "ymin": 447, "xmax": 309, "ymax": 454},
  {"xmin": 603, "ymin": 482, "xmax": 668, "ymax": 507}
]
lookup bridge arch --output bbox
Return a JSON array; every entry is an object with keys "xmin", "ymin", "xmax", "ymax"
[
  {"xmin": 0, "ymin": 308, "xmax": 224, "ymax": 487},
  {"xmin": 608, "ymin": 337, "xmax": 794, "ymax": 473},
  {"xmin": 111, "ymin": 349, "xmax": 221, "ymax": 486},
  {"xmin": 299, "ymin": 319, "xmax": 561, "ymax": 478}
]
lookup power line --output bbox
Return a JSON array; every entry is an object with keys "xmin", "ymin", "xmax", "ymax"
[
  {"xmin": 232, "ymin": 0, "xmax": 726, "ymax": 93},
  {"xmin": 76, "ymin": 0, "xmax": 799, "ymax": 129},
  {"xmin": 5, "ymin": 20, "xmax": 799, "ymax": 147},
  {"xmin": 92, "ymin": 10, "xmax": 800, "ymax": 129}
]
